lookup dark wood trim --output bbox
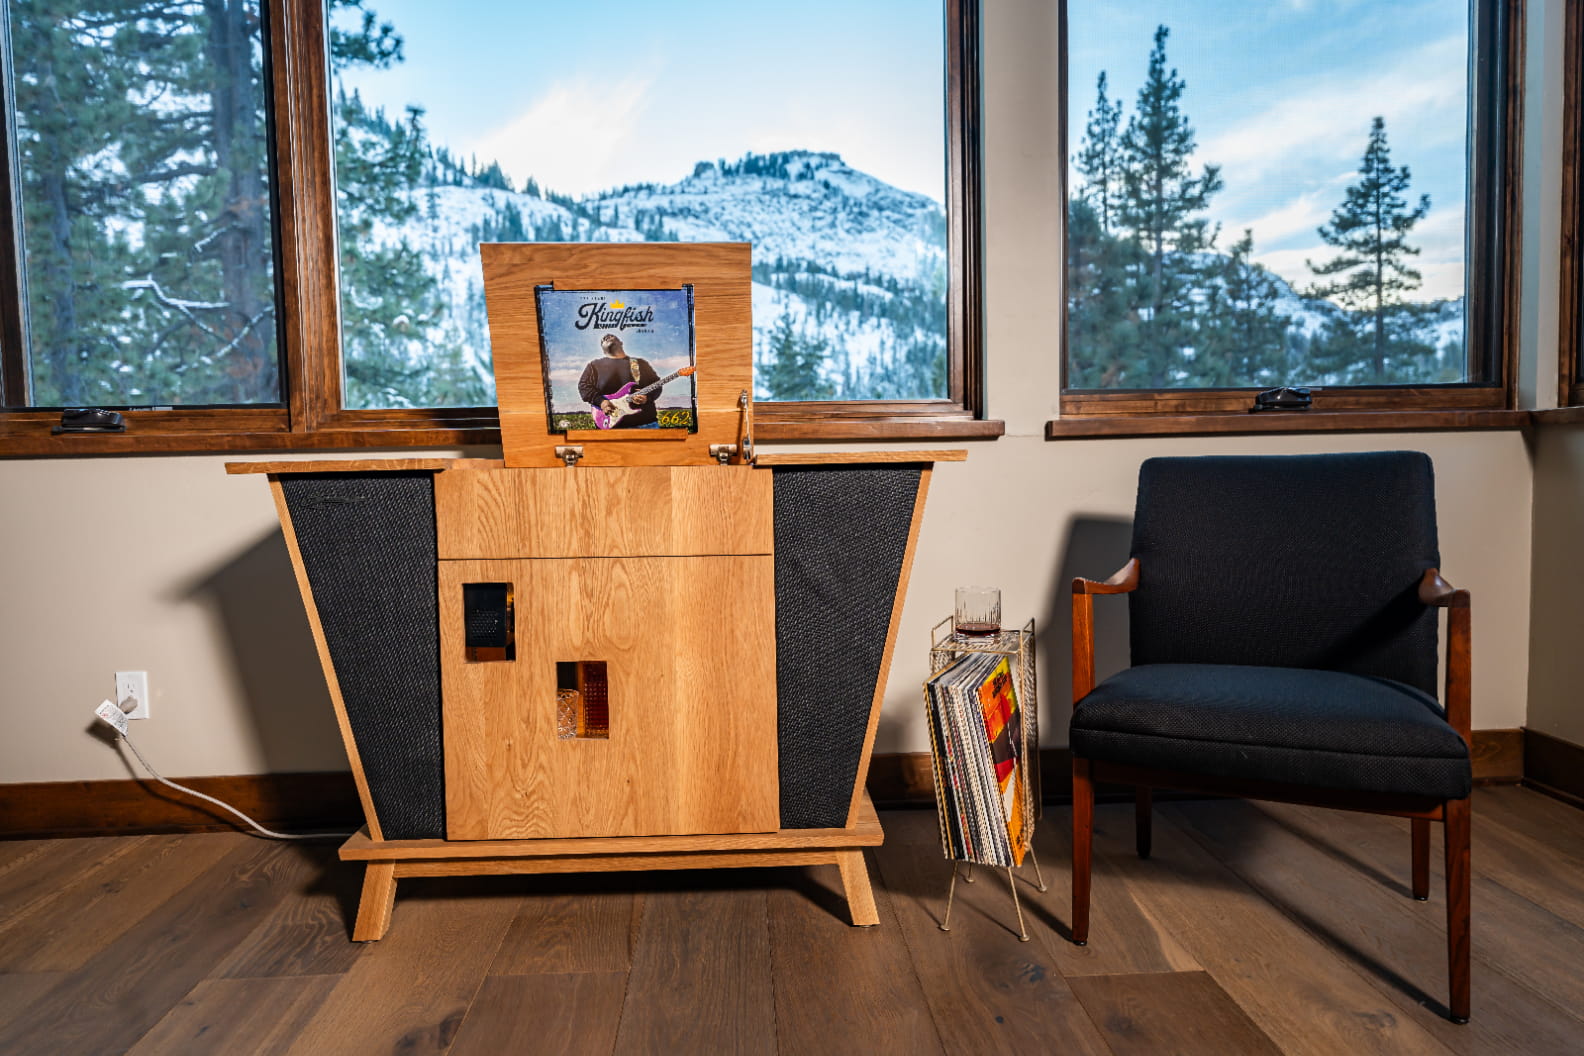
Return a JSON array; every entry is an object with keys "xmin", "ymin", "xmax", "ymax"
[
  {"xmin": 1522, "ymin": 727, "xmax": 1584, "ymax": 809},
  {"xmin": 1531, "ymin": 405, "xmax": 1584, "ymax": 425},
  {"xmin": 1472, "ymin": 728, "xmax": 1524, "ymax": 782},
  {"xmin": 945, "ymin": 0, "xmax": 985, "ymax": 420},
  {"xmin": 268, "ymin": 0, "xmax": 334, "ymax": 434},
  {"xmin": 0, "ymin": 731, "xmax": 1526, "ymax": 840},
  {"xmin": 1560, "ymin": 0, "xmax": 1583, "ymax": 407},
  {"xmin": 0, "ymin": 8, "xmax": 27, "ymax": 409},
  {"xmin": 1045, "ymin": 408, "xmax": 1531, "ymax": 440},
  {"xmin": 863, "ymin": 731, "xmax": 1522, "ymax": 810},
  {"xmin": 0, "ymin": 771, "xmax": 362, "ymax": 839},
  {"xmin": 1061, "ymin": 387, "xmax": 1510, "ymax": 418},
  {"xmin": 1058, "ymin": 0, "xmax": 1523, "ymax": 418}
]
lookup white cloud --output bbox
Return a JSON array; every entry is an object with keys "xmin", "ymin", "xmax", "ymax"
[
  {"xmin": 1194, "ymin": 34, "xmax": 1466, "ymax": 183},
  {"xmin": 467, "ymin": 73, "xmax": 655, "ymax": 197}
]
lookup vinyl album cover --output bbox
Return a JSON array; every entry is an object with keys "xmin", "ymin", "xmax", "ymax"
[{"xmin": 534, "ymin": 285, "xmax": 698, "ymax": 432}]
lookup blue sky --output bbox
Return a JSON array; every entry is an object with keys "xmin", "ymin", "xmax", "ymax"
[
  {"xmin": 333, "ymin": 0, "xmax": 945, "ymax": 201},
  {"xmin": 1069, "ymin": 0, "xmax": 1470, "ymax": 301}
]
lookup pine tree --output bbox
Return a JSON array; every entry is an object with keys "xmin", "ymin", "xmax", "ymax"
[
  {"xmin": 12, "ymin": 0, "xmax": 280, "ymax": 406},
  {"xmin": 1074, "ymin": 72, "xmax": 1124, "ymax": 234},
  {"xmin": 1306, "ymin": 116, "xmax": 1431, "ymax": 382},
  {"xmin": 761, "ymin": 314, "xmax": 833, "ymax": 401},
  {"xmin": 1195, "ymin": 230, "xmax": 1291, "ymax": 387},
  {"xmin": 1116, "ymin": 25, "xmax": 1223, "ymax": 387},
  {"xmin": 1065, "ymin": 196, "xmax": 1136, "ymax": 388}
]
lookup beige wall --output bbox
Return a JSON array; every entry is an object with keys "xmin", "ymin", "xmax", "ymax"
[
  {"xmin": 0, "ymin": 0, "xmax": 1553, "ymax": 784},
  {"xmin": 1527, "ymin": 427, "xmax": 1584, "ymax": 746}
]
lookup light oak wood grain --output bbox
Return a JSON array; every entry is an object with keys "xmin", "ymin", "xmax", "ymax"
[
  {"xmin": 340, "ymin": 793, "xmax": 882, "ymax": 860},
  {"xmin": 225, "ymin": 458, "xmax": 501, "ymax": 474},
  {"xmin": 435, "ymin": 464, "xmax": 772, "ymax": 559},
  {"xmin": 440, "ymin": 554, "xmax": 777, "ymax": 840},
  {"xmin": 481, "ymin": 242, "xmax": 752, "ymax": 468},
  {"xmin": 395, "ymin": 850, "xmax": 845, "ymax": 877},
  {"xmin": 754, "ymin": 449, "xmax": 969, "ymax": 465}
]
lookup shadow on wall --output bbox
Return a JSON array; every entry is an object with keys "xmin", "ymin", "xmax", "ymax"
[
  {"xmin": 180, "ymin": 528, "xmax": 345, "ymax": 774},
  {"xmin": 1038, "ymin": 515, "xmax": 1133, "ymax": 750}
]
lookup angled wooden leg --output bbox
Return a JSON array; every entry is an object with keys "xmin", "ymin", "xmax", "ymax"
[
  {"xmin": 837, "ymin": 851, "xmax": 880, "ymax": 927},
  {"xmin": 1136, "ymin": 786, "xmax": 1153, "ymax": 860},
  {"xmin": 1072, "ymin": 758, "xmax": 1094, "ymax": 946},
  {"xmin": 1444, "ymin": 798, "xmax": 1471, "ymax": 1023},
  {"xmin": 1412, "ymin": 817, "xmax": 1431, "ymax": 901},
  {"xmin": 352, "ymin": 861, "xmax": 397, "ymax": 942}
]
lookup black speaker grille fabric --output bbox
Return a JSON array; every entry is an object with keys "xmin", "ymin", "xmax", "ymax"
[
  {"xmin": 281, "ymin": 473, "xmax": 444, "ymax": 839},
  {"xmin": 774, "ymin": 466, "xmax": 920, "ymax": 828},
  {"xmin": 1130, "ymin": 452, "xmax": 1441, "ymax": 697}
]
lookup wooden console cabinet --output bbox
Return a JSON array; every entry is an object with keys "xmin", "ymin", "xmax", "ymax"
[{"xmin": 229, "ymin": 242, "xmax": 962, "ymax": 939}]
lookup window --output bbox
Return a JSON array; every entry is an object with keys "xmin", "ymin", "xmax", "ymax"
[
  {"xmin": 0, "ymin": 0, "xmax": 281, "ymax": 410},
  {"xmin": 1057, "ymin": 0, "xmax": 1522, "ymax": 425},
  {"xmin": 0, "ymin": 0, "xmax": 991, "ymax": 453},
  {"xmin": 1561, "ymin": 0, "xmax": 1583, "ymax": 408}
]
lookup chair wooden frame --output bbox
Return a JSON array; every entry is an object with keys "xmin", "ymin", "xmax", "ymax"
[{"xmin": 1070, "ymin": 561, "xmax": 1473, "ymax": 1024}]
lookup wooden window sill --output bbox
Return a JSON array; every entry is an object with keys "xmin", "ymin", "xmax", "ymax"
[
  {"xmin": 1045, "ymin": 409, "xmax": 1532, "ymax": 440},
  {"xmin": 0, "ymin": 413, "xmax": 1006, "ymax": 458},
  {"xmin": 1530, "ymin": 407, "xmax": 1584, "ymax": 426}
]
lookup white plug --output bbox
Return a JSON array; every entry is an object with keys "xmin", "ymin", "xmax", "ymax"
[{"xmin": 115, "ymin": 671, "xmax": 150, "ymax": 720}]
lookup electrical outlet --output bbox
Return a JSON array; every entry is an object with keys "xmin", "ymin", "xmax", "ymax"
[{"xmin": 115, "ymin": 671, "xmax": 150, "ymax": 720}]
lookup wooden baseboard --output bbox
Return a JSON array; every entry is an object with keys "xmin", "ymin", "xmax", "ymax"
[
  {"xmin": 868, "ymin": 729, "xmax": 1525, "ymax": 808},
  {"xmin": 1522, "ymin": 728, "xmax": 1584, "ymax": 809},
  {"xmin": 0, "ymin": 772, "xmax": 363, "ymax": 839},
  {"xmin": 0, "ymin": 728, "xmax": 1536, "ymax": 840}
]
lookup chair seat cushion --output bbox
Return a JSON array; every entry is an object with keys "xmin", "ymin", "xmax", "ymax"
[{"xmin": 1070, "ymin": 664, "xmax": 1471, "ymax": 799}]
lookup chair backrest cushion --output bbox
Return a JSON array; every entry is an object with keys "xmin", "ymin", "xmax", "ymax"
[{"xmin": 1129, "ymin": 451, "xmax": 1441, "ymax": 697}]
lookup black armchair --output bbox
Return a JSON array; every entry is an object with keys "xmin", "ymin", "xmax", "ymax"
[{"xmin": 1068, "ymin": 452, "xmax": 1473, "ymax": 1023}]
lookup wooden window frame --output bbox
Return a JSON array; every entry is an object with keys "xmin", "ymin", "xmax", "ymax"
[
  {"xmin": 0, "ymin": 0, "xmax": 996, "ymax": 457},
  {"xmin": 1558, "ymin": 0, "xmax": 1583, "ymax": 410},
  {"xmin": 1049, "ymin": 0, "xmax": 1528, "ymax": 439}
]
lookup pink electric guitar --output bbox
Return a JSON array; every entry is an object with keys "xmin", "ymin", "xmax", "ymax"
[{"xmin": 593, "ymin": 366, "xmax": 697, "ymax": 429}]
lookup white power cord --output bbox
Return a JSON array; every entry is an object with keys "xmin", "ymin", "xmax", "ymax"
[{"xmin": 97, "ymin": 704, "xmax": 350, "ymax": 841}]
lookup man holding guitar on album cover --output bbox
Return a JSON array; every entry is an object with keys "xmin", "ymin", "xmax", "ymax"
[{"xmin": 577, "ymin": 333, "xmax": 664, "ymax": 429}]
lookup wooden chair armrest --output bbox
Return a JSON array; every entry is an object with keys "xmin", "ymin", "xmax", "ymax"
[
  {"xmin": 1419, "ymin": 568, "xmax": 1470, "ymax": 608},
  {"xmin": 1417, "ymin": 568, "xmax": 1473, "ymax": 744},
  {"xmin": 1073, "ymin": 558, "xmax": 1141, "ymax": 595},
  {"xmin": 1071, "ymin": 559, "xmax": 1139, "ymax": 707}
]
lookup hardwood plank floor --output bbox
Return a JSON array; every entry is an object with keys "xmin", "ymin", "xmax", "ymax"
[{"xmin": 0, "ymin": 788, "xmax": 1581, "ymax": 1054}]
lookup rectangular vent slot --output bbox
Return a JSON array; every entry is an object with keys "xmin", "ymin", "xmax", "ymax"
[
  {"xmin": 556, "ymin": 660, "xmax": 610, "ymax": 739},
  {"xmin": 462, "ymin": 583, "xmax": 514, "ymax": 662}
]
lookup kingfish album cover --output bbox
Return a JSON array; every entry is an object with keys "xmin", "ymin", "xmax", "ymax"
[{"xmin": 534, "ymin": 285, "xmax": 698, "ymax": 433}]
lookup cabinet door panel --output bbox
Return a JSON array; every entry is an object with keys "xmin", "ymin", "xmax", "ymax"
[{"xmin": 441, "ymin": 556, "xmax": 778, "ymax": 839}]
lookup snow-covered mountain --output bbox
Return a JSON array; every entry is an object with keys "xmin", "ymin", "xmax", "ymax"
[{"xmin": 379, "ymin": 149, "xmax": 950, "ymax": 401}]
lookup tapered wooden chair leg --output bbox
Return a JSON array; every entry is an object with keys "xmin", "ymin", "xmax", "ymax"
[
  {"xmin": 1072, "ymin": 758, "xmax": 1094, "ymax": 945},
  {"xmin": 1136, "ymin": 787, "xmax": 1153, "ymax": 860},
  {"xmin": 1412, "ymin": 817, "xmax": 1431, "ymax": 901},
  {"xmin": 1444, "ymin": 797, "xmax": 1471, "ymax": 1023}
]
